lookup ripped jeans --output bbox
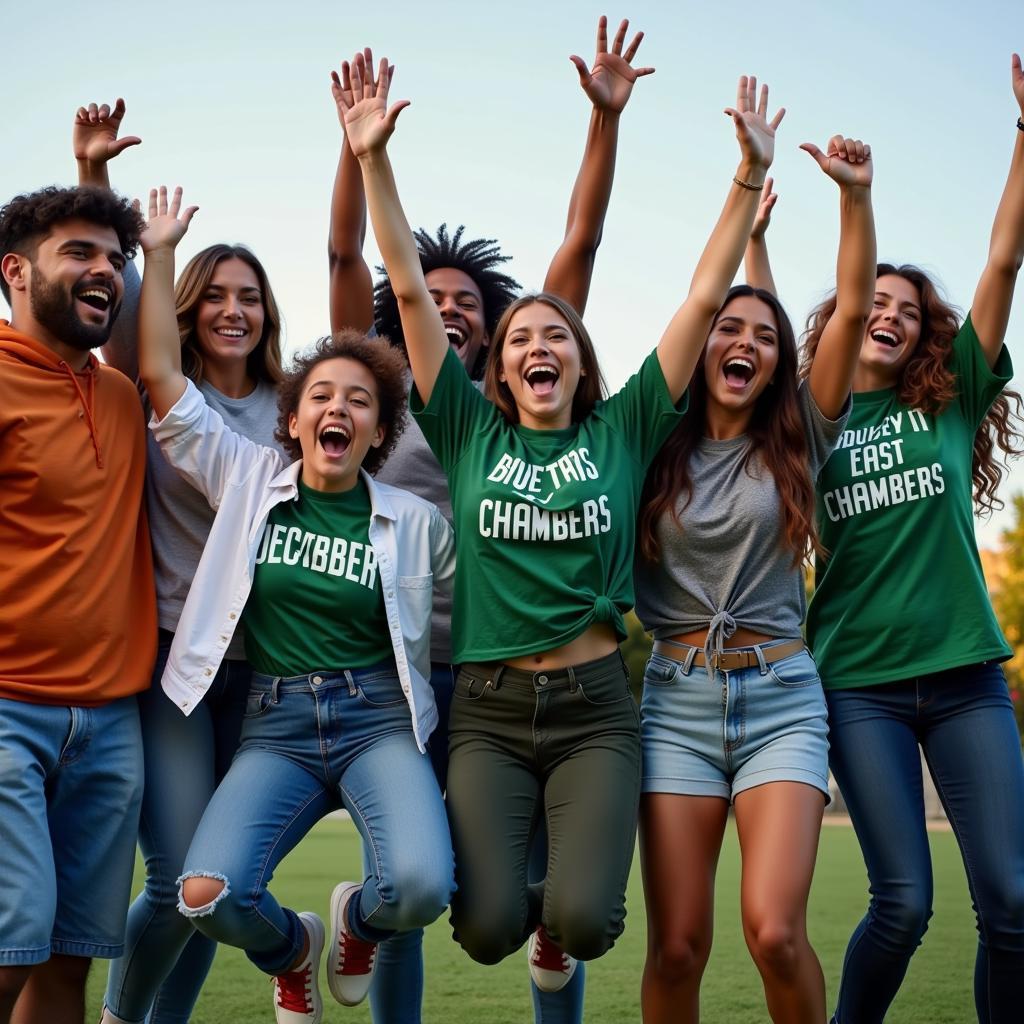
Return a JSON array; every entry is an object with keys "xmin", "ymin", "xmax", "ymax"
[{"xmin": 177, "ymin": 664, "xmax": 454, "ymax": 975}]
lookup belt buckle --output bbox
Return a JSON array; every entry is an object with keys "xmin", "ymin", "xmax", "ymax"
[{"xmin": 710, "ymin": 649, "xmax": 721, "ymax": 672}]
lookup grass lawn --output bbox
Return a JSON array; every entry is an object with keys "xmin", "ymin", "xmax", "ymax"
[{"xmin": 87, "ymin": 819, "xmax": 976, "ymax": 1023}]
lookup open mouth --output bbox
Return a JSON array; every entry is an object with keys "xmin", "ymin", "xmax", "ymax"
[
  {"xmin": 525, "ymin": 364, "xmax": 560, "ymax": 396},
  {"xmin": 214, "ymin": 327, "xmax": 248, "ymax": 341},
  {"xmin": 722, "ymin": 357, "xmax": 755, "ymax": 389},
  {"xmin": 318, "ymin": 423, "xmax": 351, "ymax": 458},
  {"xmin": 75, "ymin": 286, "xmax": 112, "ymax": 313},
  {"xmin": 871, "ymin": 329, "xmax": 900, "ymax": 349},
  {"xmin": 444, "ymin": 324, "xmax": 467, "ymax": 350}
]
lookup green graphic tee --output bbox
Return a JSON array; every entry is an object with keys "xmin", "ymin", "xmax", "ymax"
[
  {"xmin": 243, "ymin": 479, "xmax": 390, "ymax": 676},
  {"xmin": 807, "ymin": 314, "xmax": 1012, "ymax": 689},
  {"xmin": 412, "ymin": 347, "xmax": 686, "ymax": 663}
]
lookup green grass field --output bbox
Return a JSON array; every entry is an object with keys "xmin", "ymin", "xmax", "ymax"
[{"xmin": 87, "ymin": 820, "xmax": 976, "ymax": 1023}]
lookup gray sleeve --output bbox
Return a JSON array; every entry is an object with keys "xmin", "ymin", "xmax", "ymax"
[
  {"xmin": 798, "ymin": 379, "xmax": 850, "ymax": 477},
  {"xmin": 101, "ymin": 258, "xmax": 141, "ymax": 382}
]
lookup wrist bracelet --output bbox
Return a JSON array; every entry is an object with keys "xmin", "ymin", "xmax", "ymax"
[
  {"xmin": 1018, "ymin": 117, "xmax": 1024, "ymax": 133},
  {"xmin": 733, "ymin": 175, "xmax": 764, "ymax": 192}
]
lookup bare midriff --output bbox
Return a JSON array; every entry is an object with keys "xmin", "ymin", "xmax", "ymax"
[
  {"xmin": 664, "ymin": 626, "xmax": 779, "ymax": 650},
  {"xmin": 503, "ymin": 622, "xmax": 620, "ymax": 671}
]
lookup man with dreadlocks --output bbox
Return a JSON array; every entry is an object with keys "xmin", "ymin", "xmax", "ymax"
[{"xmin": 326, "ymin": 17, "xmax": 653, "ymax": 1024}]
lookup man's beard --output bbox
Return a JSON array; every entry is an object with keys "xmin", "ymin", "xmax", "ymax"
[{"xmin": 29, "ymin": 268, "xmax": 121, "ymax": 352}]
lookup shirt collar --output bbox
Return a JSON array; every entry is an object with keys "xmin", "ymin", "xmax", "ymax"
[{"xmin": 268, "ymin": 461, "xmax": 397, "ymax": 523}]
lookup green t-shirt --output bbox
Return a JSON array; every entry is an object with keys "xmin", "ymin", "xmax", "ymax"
[
  {"xmin": 807, "ymin": 314, "xmax": 1013, "ymax": 689},
  {"xmin": 412, "ymin": 347, "xmax": 686, "ymax": 663},
  {"xmin": 243, "ymin": 479, "xmax": 391, "ymax": 676}
]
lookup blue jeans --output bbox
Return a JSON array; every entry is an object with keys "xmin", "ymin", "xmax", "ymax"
[
  {"xmin": 826, "ymin": 662, "xmax": 1024, "ymax": 1024},
  {"xmin": 178, "ymin": 663, "xmax": 454, "ymax": 974},
  {"xmin": 104, "ymin": 631, "xmax": 250, "ymax": 1024},
  {"xmin": 0, "ymin": 696, "xmax": 143, "ymax": 964},
  {"xmin": 368, "ymin": 663, "xmax": 586, "ymax": 1024}
]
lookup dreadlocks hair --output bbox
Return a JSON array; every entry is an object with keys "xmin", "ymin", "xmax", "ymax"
[
  {"xmin": 373, "ymin": 223, "xmax": 520, "ymax": 379},
  {"xmin": 639, "ymin": 285, "xmax": 820, "ymax": 567},
  {"xmin": 801, "ymin": 263, "xmax": 1023, "ymax": 516}
]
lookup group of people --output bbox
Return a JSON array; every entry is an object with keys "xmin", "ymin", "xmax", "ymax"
[{"xmin": 1, "ymin": 17, "xmax": 1023, "ymax": 1024}]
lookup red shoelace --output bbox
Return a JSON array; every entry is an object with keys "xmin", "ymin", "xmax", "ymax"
[
  {"xmin": 275, "ymin": 965, "xmax": 313, "ymax": 1012},
  {"xmin": 531, "ymin": 931, "xmax": 569, "ymax": 972},
  {"xmin": 336, "ymin": 931, "xmax": 376, "ymax": 975}
]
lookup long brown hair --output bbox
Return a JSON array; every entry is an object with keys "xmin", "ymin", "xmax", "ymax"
[
  {"xmin": 175, "ymin": 244, "xmax": 285, "ymax": 386},
  {"xmin": 483, "ymin": 292, "xmax": 607, "ymax": 423},
  {"xmin": 801, "ymin": 263, "xmax": 1023, "ymax": 515},
  {"xmin": 639, "ymin": 286, "xmax": 818, "ymax": 565}
]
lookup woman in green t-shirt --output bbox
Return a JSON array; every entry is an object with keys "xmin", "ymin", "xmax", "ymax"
[
  {"xmin": 337, "ymin": 52, "xmax": 783, "ymax": 983},
  {"xmin": 785, "ymin": 55, "xmax": 1024, "ymax": 1024}
]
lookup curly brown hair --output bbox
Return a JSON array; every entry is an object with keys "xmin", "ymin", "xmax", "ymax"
[
  {"xmin": 801, "ymin": 263, "xmax": 1023, "ymax": 515},
  {"xmin": 275, "ymin": 331, "xmax": 409, "ymax": 476},
  {"xmin": 639, "ymin": 286, "xmax": 819, "ymax": 566},
  {"xmin": 175, "ymin": 244, "xmax": 285, "ymax": 387},
  {"xmin": 0, "ymin": 185, "xmax": 144, "ymax": 303}
]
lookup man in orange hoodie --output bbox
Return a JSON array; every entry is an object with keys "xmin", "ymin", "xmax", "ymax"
[{"xmin": 0, "ymin": 185, "xmax": 156, "ymax": 1024}]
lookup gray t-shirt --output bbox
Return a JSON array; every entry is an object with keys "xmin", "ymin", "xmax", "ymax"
[
  {"xmin": 374, "ymin": 373, "xmax": 473, "ymax": 664},
  {"xmin": 105, "ymin": 261, "xmax": 287, "ymax": 659},
  {"xmin": 634, "ymin": 381, "xmax": 848, "ymax": 653}
]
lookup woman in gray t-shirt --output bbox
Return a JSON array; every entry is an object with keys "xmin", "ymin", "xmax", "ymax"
[{"xmin": 633, "ymin": 136, "xmax": 876, "ymax": 1024}]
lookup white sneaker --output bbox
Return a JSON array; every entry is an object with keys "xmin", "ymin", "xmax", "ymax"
[
  {"xmin": 273, "ymin": 911, "xmax": 325, "ymax": 1023},
  {"xmin": 327, "ymin": 881, "xmax": 378, "ymax": 1006},
  {"xmin": 527, "ymin": 925, "xmax": 578, "ymax": 993}
]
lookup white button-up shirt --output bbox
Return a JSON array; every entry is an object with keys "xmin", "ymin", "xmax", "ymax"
[{"xmin": 151, "ymin": 380, "xmax": 455, "ymax": 751}]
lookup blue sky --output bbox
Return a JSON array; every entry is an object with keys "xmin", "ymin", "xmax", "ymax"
[{"xmin": 5, "ymin": 0, "xmax": 1023, "ymax": 544}]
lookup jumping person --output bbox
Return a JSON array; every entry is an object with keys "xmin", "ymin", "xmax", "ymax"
[
  {"xmin": 327, "ymin": 18, "xmax": 653, "ymax": 1023},
  {"xmin": 134, "ymin": 186, "xmax": 456, "ymax": 1024},
  {"xmin": 338, "ymin": 52, "xmax": 783, "ymax": 989},
  {"xmin": 791, "ymin": 55, "xmax": 1024, "ymax": 1024},
  {"xmin": 634, "ymin": 133, "xmax": 876, "ymax": 1023},
  {"xmin": 0, "ymin": 183, "xmax": 154, "ymax": 1024},
  {"xmin": 74, "ymin": 101, "xmax": 290, "ymax": 1024}
]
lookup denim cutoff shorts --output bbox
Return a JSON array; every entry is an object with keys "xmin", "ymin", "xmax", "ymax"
[{"xmin": 640, "ymin": 640, "xmax": 830, "ymax": 802}]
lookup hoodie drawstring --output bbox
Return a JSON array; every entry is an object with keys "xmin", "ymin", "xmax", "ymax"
[{"xmin": 61, "ymin": 361, "xmax": 103, "ymax": 468}]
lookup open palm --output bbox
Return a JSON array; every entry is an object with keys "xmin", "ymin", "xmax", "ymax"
[
  {"xmin": 571, "ymin": 16, "xmax": 654, "ymax": 114},
  {"xmin": 726, "ymin": 76, "xmax": 784, "ymax": 170},
  {"xmin": 335, "ymin": 52, "xmax": 407, "ymax": 158}
]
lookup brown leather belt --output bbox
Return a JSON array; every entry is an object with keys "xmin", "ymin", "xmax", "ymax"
[{"xmin": 651, "ymin": 637, "xmax": 806, "ymax": 671}]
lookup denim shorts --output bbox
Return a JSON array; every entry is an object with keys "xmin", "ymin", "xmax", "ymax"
[
  {"xmin": 640, "ymin": 641, "xmax": 830, "ymax": 802},
  {"xmin": 0, "ymin": 696, "xmax": 143, "ymax": 964}
]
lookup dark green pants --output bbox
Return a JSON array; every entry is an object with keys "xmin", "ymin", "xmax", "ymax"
[{"xmin": 446, "ymin": 651, "xmax": 641, "ymax": 964}]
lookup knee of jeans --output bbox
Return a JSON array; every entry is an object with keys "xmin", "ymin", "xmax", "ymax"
[
  {"xmin": 872, "ymin": 890, "xmax": 932, "ymax": 949},
  {"xmin": 979, "ymin": 879, "xmax": 1024, "ymax": 948},
  {"xmin": 451, "ymin": 904, "xmax": 522, "ymax": 966},
  {"xmin": 649, "ymin": 931, "xmax": 712, "ymax": 983},
  {"xmin": 383, "ymin": 868, "xmax": 454, "ymax": 931},
  {"xmin": 177, "ymin": 872, "xmax": 230, "ymax": 921},
  {"xmin": 550, "ymin": 904, "xmax": 619, "ymax": 962}
]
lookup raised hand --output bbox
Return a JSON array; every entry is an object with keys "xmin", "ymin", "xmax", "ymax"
[
  {"xmin": 73, "ymin": 98, "xmax": 141, "ymax": 167},
  {"xmin": 1013, "ymin": 52, "xmax": 1024, "ymax": 115},
  {"xmin": 570, "ymin": 15, "xmax": 654, "ymax": 114},
  {"xmin": 333, "ymin": 51, "xmax": 408, "ymax": 159},
  {"xmin": 725, "ymin": 76, "xmax": 784, "ymax": 171},
  {"xmin": 801, "ymin": 136, "xmax": 873, "ymax": 189},
  {"xmin": 139, "ymin": 186, "xmax": 198, "ymax": 255},
  {"xmin": 331, "ymin": 47, "xmax": 394, "ymax": 131},
  {"xmin": 750, "ymin": 177, "xmax": 777, "ymax": 240}
]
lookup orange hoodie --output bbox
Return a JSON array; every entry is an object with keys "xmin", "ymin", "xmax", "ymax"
[{"xmin": 0, "ymin": 321, "xmax": 156, "ymax": 704}]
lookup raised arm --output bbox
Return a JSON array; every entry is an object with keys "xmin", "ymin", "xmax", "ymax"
[
  {"xmin": 74, "ymin": 99, "xmax": 145, "ymax": 378},
  {"xmin": 656, "ymin": 76, "xmax": 783, "ymax": 401},
  {"xmin": 971, "ymin": 53, "xmax": 1024, "ymax": 367},
  {"xmin": 138, "ymin": 186, "xmax": 199, "ymax": 419},
  {"xmin": 743, "ymin": 177, "xmax": 778, "ymax": 295},
  {"xmin": 327, "ymin": 53, "xmax": 377, "ymax": 333},
  {"xmin": 542, "ymin": 16, "xmax": 654, "ymax": 314},
  {"xmin": 801, "ymin": 136, "xmax": 876, "ymax": 418},
  {"xmin": 339, "ymin": 53, "xmax": 449, "ymax": 403}
]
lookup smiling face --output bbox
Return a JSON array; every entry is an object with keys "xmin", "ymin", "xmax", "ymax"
[
  {"xmin": 859, "ymin": 273, "xmax": 923, "ymax": 386},
  {"xmin": 15, "ymin": 217, "xmax": 126, "ymax": 352},
  {"xmin": 703, "ymin": 294, "xmax": 780, "ymax": 427},
  {"xmin": 288, "ymin": 357, "xmax": 386, "ymax": 492},
  {"xmin": 194, "ymin": 257, "xmax": 266, "ymax": 370},
  {"xmin": 425, "ymin": 267, "xmax": 488, "ymax": 371},
  {"xmin": 497, "ymin": 301, "xmax": 584, "ymax": 431}
]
